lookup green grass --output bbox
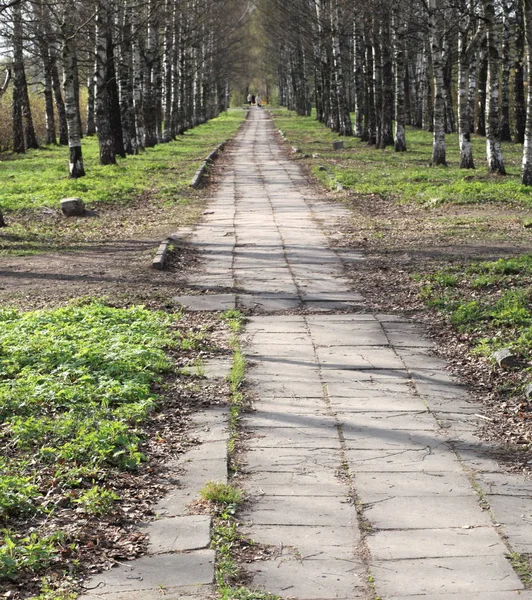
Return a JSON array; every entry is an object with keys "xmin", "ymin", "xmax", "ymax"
[
  {"xmin": 200, "ymin": 481, "xmax": 243, "ymax": 506},
  {"xmin": 0, "ymin": 300, "xmax": 195, "ymax": 589},
  {"xmin": 271, "ymin": 108, "xmax": 532, "ymax": 207},
  {"xmin": 0, "ymin": 111, "xmax": 245, "ymax": 213},
  {"xmin": 415, "ymin": 255, "xmax": 532, "ymax": 360},
  {"xmin": 507, "ymin": 552, "xmax": 532, "ymax": 586}
]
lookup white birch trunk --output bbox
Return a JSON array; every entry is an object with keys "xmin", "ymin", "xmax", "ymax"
[
  {"xmin": 430, "ymin": 2, "xmax": 447, "ymax": 165},
  {"xmin": 482, "ymin": 0, "xmax": 506, "ymax": 175},
  {"xmin": 522, "ymin": 0, "xmax": 532, "ymax": 185},
  {"xmin": 62, "ymin": 23, "xmax": 85, "ymax": 178},
  {"xmin": 458, "ymin": 19, "xmax": 474, "ymax": 168}
]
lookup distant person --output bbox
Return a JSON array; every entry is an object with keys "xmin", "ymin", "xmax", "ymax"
[
  {"xmin": 247, "ymin": 93, "xmax": 252, "ymax": 105},
  {"xmin": 251, "ymin": 94, "xmax": 256, "ymax": 105},
  {"xmin": 256, "ymin": 95, "xmax": 262, "ymax": 107}
]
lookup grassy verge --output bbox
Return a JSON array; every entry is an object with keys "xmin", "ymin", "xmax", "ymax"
[
  {"xmin": 0, "ymin": 299, "xmax": 210, "ymax": 598},
  {"xmin": 272, "ymin": 108, "xmax": 532, "ymax": 208},
  {"xmin": 414, "ymin": 254, "xmax": 532, "ymax": 449},
  {"xmin": 415, "ymin": 255, "xmax": 532, "ymax": 361},
  {"xmin": 0, "ymin": 110, "xmax": 245, "ymax": 256}
]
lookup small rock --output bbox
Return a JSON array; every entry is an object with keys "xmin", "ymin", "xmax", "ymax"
[
  {"xmin": 292, "ymin": 147, "xmax": 301, "ymax": 154},
  {"xmin": 524, "ymin": 383, "xmax": 532, "ymax": 399},
  {"xmin": 60, "ymin": 197, "xmax": 86, "ymax": 217},
  {"xmin": 335, "ymin": 182, "xmax": 344, "ymax": 192},
  {"xmin": 332, "ymin": 141, "xmax": 344, "ymax": 150},
  {"xmin": 493, "ymin": 348, "xmax": 519, "ymax": 369},
  {"xmin": 312, "ymin": 153, "xmax": 320, "ymax": 158}
]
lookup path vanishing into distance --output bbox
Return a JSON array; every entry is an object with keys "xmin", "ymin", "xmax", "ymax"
[{"xmin": 81, "ymin": 108, "xmax": 532, "ymax": 599}]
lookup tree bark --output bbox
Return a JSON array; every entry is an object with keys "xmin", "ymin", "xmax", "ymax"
[
  {"xmin": 458, "ymin": 23, "xmax": 474, "ymax": 168},
  {"xmin": 50, "ymin": 52, "xmax": 69, "ymax": 145},
  {"xmin": 521, "ymin": 0, "xmax": 532, "ymax": 185},
  {"xmin": 353, "ymin": 14, "xmax": 365, "ymax": 137},
  {"xmin": 515, "ymin": 1, "xmax": 527, "ymax": 144},
  {"xmin": 430, "ymin": 1, "xmax": 447, "ymax": 166},
  {"xmin": 13, "ymin": 0, "xmax": 38, "ymax": 151},
  {"xmin": 62, "ymin": 21, "xmax": 85, "ymax": 178},
  {"xmin": 392, "ymin": 6, "xmax": 407, "ymax": 152},
  {"xmin": 482, "ymin": 0, "xmax": 506, "ymax": 175},
  {"xmin": 95, "ymin": 0, "xmax": 117, "ymax": 165},
  {"xmin": 500, "ymin": 2, "xmax": 512, "ymax": 141}
]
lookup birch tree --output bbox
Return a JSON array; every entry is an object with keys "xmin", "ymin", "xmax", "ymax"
[
  {"xmin": 482, "ymin": 0, "xmax": 506, "ymax": 174},
  {"xmin": 521, "ymin": 0, "xmax": 532, "ymax": 184},
  {"xmin": 429, "ymin": 0, "xmax": 447, "ymax": 165}
]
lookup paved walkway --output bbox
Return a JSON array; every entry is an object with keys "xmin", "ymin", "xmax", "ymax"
[{"xmin": 82, "ymin": 108, "xmax": 532, "ymax": 599}]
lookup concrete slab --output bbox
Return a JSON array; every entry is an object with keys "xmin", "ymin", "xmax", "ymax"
[
  {"xmin": 245, "ymin": 447, "xmax": 341, "ymax": 473},
  {"xmin": 242, "ymin": 524, "xmax": 360, "ymax": 559},
  {"xmin": 386, "ymin": 593, "xmax": 532, "ymax": 600},
  {"xmin": 243, "ymin": 410, "xmax": 336, "ymax": 429},
  {"xmin": 154, "ymin": 442, "xmax": 227, "ymax": 517},
  {"xmin": 246, "ymin": 373, "xmax": 324, "ymax": 397},
  {"xmin": 247, "ymin": 557, "xmax": 366, "ymax": 599},
  {"xmin": 78, "ymin": 584, "xmax": 216, "ymax": 599},
  {"xmin": 317, "ymin": 346, "xmax": 405, "ymax": 371},
  {"xmin": 81, "ymin": 550, "xmax": 215, "ymax": 592},
  {"xmin": 248, "ymin": 427, "xmax": 341, "ymax": 449},
  {"xmin": 367, "ymin": 526, "xmax": 508, "ymax": 560},
  {"xmin": 244, "ymin": 344, "xmax": 316, "ymax": 360},
  {"xmin": 371, "ymin": 556, "xmax": 523, "ymax": 596},
  {"xmin": 364, "ymin": 495, "xmax": 492, "ymax": 529},
  {"xmin": 254, "ymin": 398, "xmax": 328, "ymax": 415},
  {"xmin": 241, "ymin": 495, "xmax": 355, "ymax": 527},
  {"xmin": 345, "ymin": 447, "xmax": 461, "ymax": 473},
  {"xmin": 145, "ymin": 515, "xmax": 211, "ymax": 553},
  {"xmin": 173, "ymin": 294, "xmax": 236, "ymax": 311},
  {"xmin": 477, "ymin": 472, "xmax": 532, "ymax": 496},
  {"xmin": 329, "ymin": 394, "xmax": 427, "ymax": 412},
  {"xmin": 246, "ymin": 470, "xmax": 347, "ymax": 496},
  {"xmin": 310, "ymin": 325, "xmax": 390, "ymax": 346},
  {"xmin": 355, "ymin": 471, "xmax": 474, "ymax": 502},
  {"xmin": 487, "ymin": 494, "xmax": 532, "ymax": 553},
  {"xmin": 340, "ymin": 410, "xmax": 438, "ymax": 432}
]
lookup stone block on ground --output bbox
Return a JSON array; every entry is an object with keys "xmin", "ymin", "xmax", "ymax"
[
  {"xmin": 364, "ymin": 495, "xmax": 492, "ymax": 530},
  {"xmin": 60, "ymin": 197, "xmax": 85, "ymax": 216},
  {"xmin": 80, "ymin": 550, "xmax": 215, "ymax": 593},
  {"xmin": 371, "ymin": 556, "xmax": 523, "ymax": 596},
  {"xmin": 493, "ymin": 348, "xmax": 520, "ymax": 369},
  {"xmin": 144, "ymin": 515, "xmax": 211, "ymax": 553},
  {"xmin": 247, "ymin": 556, "xmax": 366, "ymax": 599},
  {"xmin": 78, "ymin": 584, "xmax": 216, "ymax": 599},
  {"xmin": 367, "ymin": 527, "xmax": 507, "ymax": 560}
]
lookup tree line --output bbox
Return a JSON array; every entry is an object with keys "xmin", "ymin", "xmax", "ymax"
[
  {"xmin": 264, "ymin": 0, "xmax": 532, "ymax": 185},
  {"xmin": 1, "ymin": 0, "xmax": 249, "ymax": 178}
]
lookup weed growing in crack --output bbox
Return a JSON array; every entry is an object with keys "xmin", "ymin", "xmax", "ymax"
[{"xmin": 507, "ymin": 552, "xmax": 532, "ymax": 586}]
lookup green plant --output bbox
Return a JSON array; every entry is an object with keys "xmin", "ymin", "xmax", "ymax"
[
  {"xmin": 449, "ymin": 300, "xmax": 487, "ymax": 329},
  {"xmin": 222, "ymin": 309, "xmax": 245, "ymax": 333},
  {"xmin": 507, "ymin": 552, "xmax": 532, "ymax": 586},
  {"xmin": 0, "ymin": 530, "xmax": 64, "ymax": 579},
  {"xmin": 194, "ymin": 356, "xmax": 206, "ymax": 377},
  {"xmin": 200, "ymin": 481, "xmax": 242, "ymax": 507},
  {"xmin": 229, "ymin": 350, "xmax": 246, "ymax": 393},
  {"xmin": 71, "ymin": 485, "xmax": 119, "ymax": 516},
  {"xmin": 0, "ymin": 467, "xmax": 39, "ymax": 519}
]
